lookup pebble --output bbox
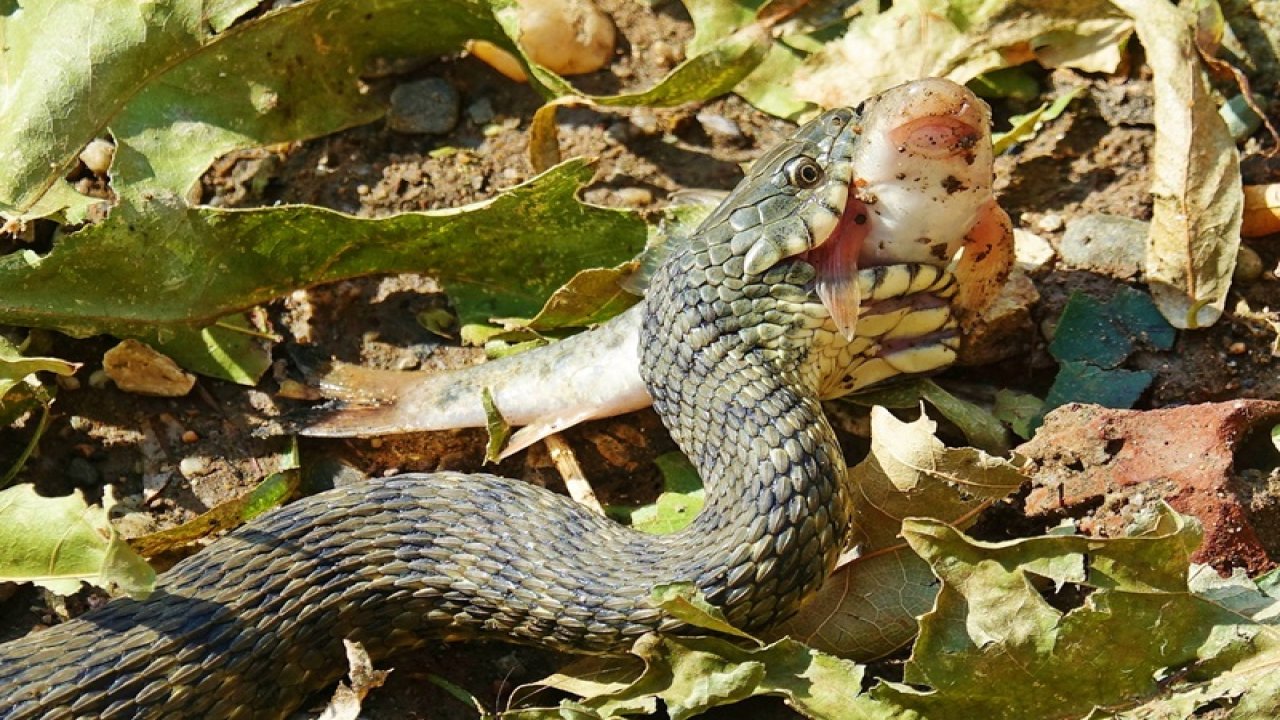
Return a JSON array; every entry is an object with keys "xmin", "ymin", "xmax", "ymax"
[
  {"xmin": 696, "ymin": 109, "xmax": 743, "ymax": 141},
  {"xmin": 1013, "ymin": 228, "xmax": 1056, "ymax": 272},
  {"xmin": 615, "ymin": 187, "xmax": 654, "ymax": 207},
  {"xmin": 387, "ymin": 78, "xmax": 460, "ymax": 135},
  {"xmin": 181, "ymin": 430, "xmax": 200, "ymax": 444},
  {"xmin": 630, "ymin": 110, "xmax": 660, "ymax": 136},
  {"xmin": 1058, "ymin": 214, "xmax": 1148, "ymax": 280},
  {"xmin": 606, "ymin": 121, "xmax": 635, "ymax": 143},
  {"xmin": 466, "ymin": 97, "xmax": 496, "ymax": 125},
  {"xmin": 88, "ymin": 369, "xmax": 110, "ymax": 390},
  {"xmin": 650, "ymin": 40, "xmax": 682, "ymax": 69},
  {"xmin": 67, "ymin": 415, "xmax": 91, "ymax": 432},
  {"xmin": 178, "ymin": 456, "xmax": 210, "ymax": 479},
  {"xmin": 1036, "ymin": 213, "xmax": 1064, "ymax": 233},
  {"xmin": 1228, "ymin": 342, "xmax": 1247, "ymax": 355},
  {"xmin": 79, "ymin": 138, "xmax": 115, "ymax": 176},
  {"xmin": 1234, "ymin": 244, "xmax": 1263, "ymax": 282}
]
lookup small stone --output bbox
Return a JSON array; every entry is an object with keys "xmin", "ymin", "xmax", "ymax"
[
  {"xmin": 304, "ymin": 456, "xmax": 370, "ymax": 491},
  {"xmin": 650, "ymin": 40, "xmax": 682, "ymax": 68},
  {"xmin": 178, "ymin": 456, "xmax": 210, "ymax": 479},
  {"xmin": 957, "ymin": 267, "xmax": 1041, "ymax": 366},
  {"xmin": 1229, "ymin": 342, "xmax": 1247, "ymax": 355},
  {"xmin": 67, "ymin": 415, "xmax": 91, "ymax": 432},
  {"xmin": 517, "ymin": 0, "xmax": 616, "ymax": 75},
  {"xmin": 1234, "ymin": 244, "xmax": 1263, "ymax": 283},
  {"xmin": 466, "ymin": 97, "xmax": 495, "ymax": 125},
  {"xmin": 696, "ymin": 110, "xmax": 743, "ymax": 140},
  {"xmin": 79, "ymin": 138, "xmax": 115, "ymax": 176},
  {"xmin": 1013, "ymin": 228, "xmax": 1055, "ymax": 273},
  {"xmin": 1059, "ymin": 214, "xmax": 1148, "ymax": 280},
  {"xmin": 387, "ymin": 78, "xmax": 460, "ymax": 135},
  {"xmin": 181, "ymin": 430, "xmax": 200, "ymax": 444},
  {"xmin": 629, "ymin": 110, "xmax": 659, "ymax": 136},
  {"xmin": 1036, "ymin": 213, "xmax": 1064, "ymax": 233},
  {"xmin": 88, "ymin": 369, "xmax": 110, "ymax": 390},
  {"xmin": 615, "ymin": 187, "xmax": 654, "ymax": 207}
]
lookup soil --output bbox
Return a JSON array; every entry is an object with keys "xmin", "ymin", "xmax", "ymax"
[{"xmin": 3, "ymin": 1, "xmax": 1280, "ymax": 718}]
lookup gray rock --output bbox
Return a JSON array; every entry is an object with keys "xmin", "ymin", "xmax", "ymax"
[
  {"xmin": 1059, "ymin": 214, "xmax": 1148, "ymax": 279},
  {"xmin": 466, "ymin": 97, "xmax": 495, "ymax": 125},
  {"xmin": 388, "ymin": 78, "xmax": 460, "ymax": 135}
]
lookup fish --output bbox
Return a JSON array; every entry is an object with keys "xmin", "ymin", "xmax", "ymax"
[{"xmin": 281, "ymin": 79, "xmax": 1014, "ymax": 456}]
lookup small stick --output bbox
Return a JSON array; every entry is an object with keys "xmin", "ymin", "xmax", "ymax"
[{"xmin": 544, "ymin": 434, "xmax": 605, "ymax": 515}]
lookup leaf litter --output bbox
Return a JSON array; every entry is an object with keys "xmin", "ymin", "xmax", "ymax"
[{"xmin": 2, "ymin": 0, "xmax": 1280, "ymax": 717}]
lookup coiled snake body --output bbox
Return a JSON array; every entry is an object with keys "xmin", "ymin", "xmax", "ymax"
[{"xmin": 0, "ymin": 102, "xmax": 965, "ymax": 719}]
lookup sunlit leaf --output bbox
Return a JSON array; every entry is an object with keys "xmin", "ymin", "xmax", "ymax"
[
  {"xmin": 0, "ymin": 485, "xmax": 155, "ymax": 598},
  {"xmin": 876, "ymin": 508, "xmax": 1280, "ymax": 719},
  {"xmin": 1111, "ymin": 0, "xmax": 1244, "ymax": 328}
]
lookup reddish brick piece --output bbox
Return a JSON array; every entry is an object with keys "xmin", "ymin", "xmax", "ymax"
[{"xmin": 1021, "ymin": 400, "xmax": 1280, "ymax": 574}]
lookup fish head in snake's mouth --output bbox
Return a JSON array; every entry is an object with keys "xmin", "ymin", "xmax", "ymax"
[{"xmin": 803, "ymin": 78, "xmax": 995, "ymax": 340}]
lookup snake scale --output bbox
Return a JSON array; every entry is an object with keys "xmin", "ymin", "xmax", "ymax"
[{"xmin": 0, "ymin": 86, "xmax": 977, "ymax": 719}]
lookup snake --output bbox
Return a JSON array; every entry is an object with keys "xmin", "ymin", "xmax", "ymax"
[{"xmin": 0, "ymin": 82, "xmax": 988, "ymax": 719}]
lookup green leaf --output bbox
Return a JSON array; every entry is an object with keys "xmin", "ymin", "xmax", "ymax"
[
  {"xmin": 130, "ymin": 442, "xmax": 300, "ymax": 557},
  {"xmin": 624, "ymin": 453, "xmax": 706, "ymax": 535},
  {"xmin": 782, "ymin": 0, "xmax": 1131, "ymax": 110},
  {"xmin": 992, "ymin": 388, "xmax": 1044, "ymax": 439},
  {"xmin": 968, "ymin": 66, "xmax": 1041, "ymax": 101},
  {"xmin": 0, "ymin": 337, "xmax": 79, "ymax": 403},
  {"xmin": 991, "ymin": 86, "xmax": 1083, "ymax": 155},
  {"xmin": 772, "ymin": 407, "xmax": 1024, "ymax": 660},
  {"xmin": 147, "ymin": 313, "xmax": 276, "ymax": 386},
  {"xmin": 0, "ymin": 160, "xmax": 646, "ymax": 339},
  {"xmin": 652, "ymin": 582, "xmax": 758, "ymax": 643},
  {"xmin": 506, "ymin": 262, "xmax": 642, "ymax": 333},
  {"xmin": 518, "ymin": 633, "xmax": 882, "ymax": 720},
  {"xmin": 481, "ymin": 387, "xmax": 512, "ymax": 464},
  {"xmin": 0, "ymin": 0, "xmax": 510, "ymax": 218},
  {"xmin": 848, "ymin": 379, "xmax": 1010, "ymax": 454},
  {"xmin": 875, "ymin": 506, "xmax": 1280, "ymax": 718},
  {"xmin": 0, "ymin": 484, "xmax": 156, "ymax": 598}
]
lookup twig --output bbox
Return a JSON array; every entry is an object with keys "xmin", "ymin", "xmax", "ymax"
[{"xmin": 544, "ymin": 434, "xmax": 605, "ymax": 515}]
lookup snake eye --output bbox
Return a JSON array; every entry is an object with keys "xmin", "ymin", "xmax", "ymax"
[{"xmin": 785, "ymin": 156, "xmax": 824, "ymax": 189}]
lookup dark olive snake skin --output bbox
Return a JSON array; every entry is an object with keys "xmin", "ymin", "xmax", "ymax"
[{"xmin": 0, "ymin": 107, "xmax": 958, "ymax": 719}]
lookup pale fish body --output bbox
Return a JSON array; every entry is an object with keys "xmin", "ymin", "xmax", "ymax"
[{"xmin": 292, "ymin": 79, "xmax": 1012, "ymax": 452}]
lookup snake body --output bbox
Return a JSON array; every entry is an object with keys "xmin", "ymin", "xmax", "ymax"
[{"xmin": 0, "ymin": 100, "xmax": 965, "ymax": 718}]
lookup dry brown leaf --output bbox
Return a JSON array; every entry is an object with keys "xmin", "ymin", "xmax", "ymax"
[
  {"xmin": 770, "ymin": 408, "xmax": 1024, "ymax": 659},
  {"xmin": 1112, "ymin": 0, "xmax": 1244, "ymax": 328}
]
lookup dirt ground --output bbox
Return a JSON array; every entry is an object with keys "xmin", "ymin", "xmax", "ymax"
[{"xmin": 2, "ymin": 1, "xmax": 1280, "ymax": 718}]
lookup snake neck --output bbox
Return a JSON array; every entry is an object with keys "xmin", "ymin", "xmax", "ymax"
[{"xmin": 641, "ymin": 235, "xmax": 852, "ymax": 631}]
